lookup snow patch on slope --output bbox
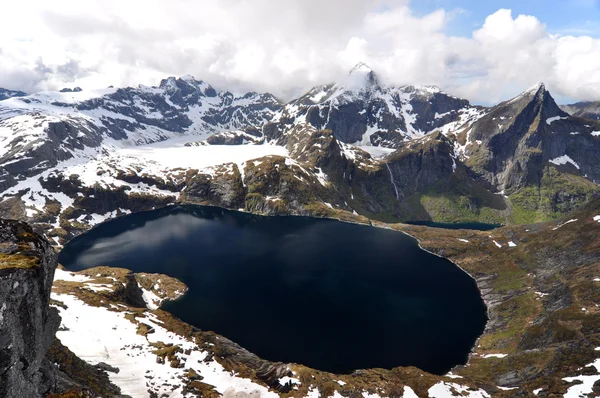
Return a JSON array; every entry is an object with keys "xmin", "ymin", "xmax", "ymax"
[
  {"xmin": 563, "ymin": 358, "xmax": 600, "ymax": 397},
  {"xmin": 428, "ymin": 381, "xmax": 490, "ymax": 398},
  {"xmin": 52, "ymin": 293, "xmax": 280, "ymax": 398},
  {"xmin": 546, "ymin": 116, "xmax": 568, "ymax": 125},
  {"xmin": 549, "ymin": 155, "xmax": 580, "ymax": 169}
]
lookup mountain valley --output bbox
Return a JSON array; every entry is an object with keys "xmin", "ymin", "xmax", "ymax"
[
  {"xmin": 0, "ymin": 65, "xmax": 598, "ymax": 245},
  {"xmin": 0, "ymin": 64, "xmax": 600, "ymax": 397}
]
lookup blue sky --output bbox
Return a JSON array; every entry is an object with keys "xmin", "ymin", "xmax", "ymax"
[{"xmin": 412, "ymin": 0, "xmax": 600, "ymax": 38}]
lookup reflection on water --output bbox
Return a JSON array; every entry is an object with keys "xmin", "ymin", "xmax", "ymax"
[
  {"xmin": 76, "ymin": 214, "xmax": 209, "ymax": 266},
  {"xmin": 60, "ymin": 205, "xmax": 488, "ymax": 375}
]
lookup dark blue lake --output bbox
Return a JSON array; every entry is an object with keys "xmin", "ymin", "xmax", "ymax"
[{"xmin": 59, "ymin": 205, "xmax": 487, "ymax": 375}]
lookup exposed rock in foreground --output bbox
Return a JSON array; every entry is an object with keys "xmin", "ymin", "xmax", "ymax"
[
  {"xmin": 0, "ymin": 220, "xmax": 121, "ymax": 397},
  {"xmin": 0, "ymin": 220, "xmax": 58, "ymax": 397}
]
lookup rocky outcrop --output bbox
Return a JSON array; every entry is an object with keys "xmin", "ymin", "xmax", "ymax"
[
  {"xmin": 386, "ymin": 132, "xmax": 456, "ymax": 196},
  {"xmin": 383, "ymin": 132, "xmax": 509, "ymax": 222},
  {"xmin": 0, "ymin": 220, "xmax": 122, "ymax": 397},
  {"xmin": 0, "ymin": 220, "xmax": 58, "ymax": 397},
  {"xmin": 182, "ymin": 164, "xmax": 246, "ymax": 209}
]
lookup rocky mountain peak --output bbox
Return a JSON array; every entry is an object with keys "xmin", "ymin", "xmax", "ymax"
[
  {"xmin": 530, "ymin": 83, "xmax": 567, "ymax": 119},
  {"xmin": 158, "ymin": 75, "xmax": 218, "ymax": 99},
  {"xmin": 527, "ymin": 81, "xmax": 546, "ymax": 94},
  {"xmin": 180, "ymin": 74, "xmax": 198, "ymax": 83},
  {"xmin": 506, "ymin": 82, "xmax": 546, "ymax": 105},
  {"xmin": 403, "ymin": 84, "xmax": 442, "ymax": 98},
  {"xmin": 345, "ymin": 62, "xmax": 379, "ymax": 91},
  {"xmin": 159, "ymin": 76, "xmax": 177, "ymax": 90},
  {"xmin": 503, "ymin": 81, "xmax": 566, "ymax": 120},
  {"xmin": 349, "ymin": 62, "xmax": 372, "ymax": 74}
]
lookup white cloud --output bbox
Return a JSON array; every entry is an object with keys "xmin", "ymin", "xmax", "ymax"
[{"xmin": 0, "ymin": 1, "xmax": 600, "ymax": 103}]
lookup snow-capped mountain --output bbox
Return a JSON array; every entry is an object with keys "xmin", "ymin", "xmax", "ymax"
[
  {"xmin": 0, "ymin": 64, "xmax": 599, "ymax": 244},
  {"xmin": 279, "ymin": 63, "xmax": 474, "ymax": 146},
  {"xmin": 2, "ymin": 65, "xmax": 600, "ymax": 398},
  {"xmin": 0, "ymin": 76, "xmax": 282, "ymax": 189}
]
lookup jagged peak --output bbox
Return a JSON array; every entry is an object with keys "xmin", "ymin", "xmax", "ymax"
[
  {"xmin": 180, "ymin": 74, "xmax": 197, "ymax": 83},
  {"xmin": 160, "ymin": 75, "xmax": 207, "ymax": 87},
  {"xmin": 158, "ymin": 75, "xmax": 217, "ymax": 97},
  {"xmin": 345, "ymin": 62, "xmax": 379, "ymax": 90},
  {"xmin": 349, "ymin": 62, "xmax": 373, "ymax": 74},
  {"xmin": 524, "ymin": 82, "xmax": 546, "ymax": 96},
  {"xmin": 159, "ymin": 76, "xmax": 178, "ymax": 90},
  {"xmin": 507, "ymin": 82, "xmax": 549, "ymax": 105},
  {"xmin": 501, "ymin": 81, "xmax": 568, "ymax": 121}
]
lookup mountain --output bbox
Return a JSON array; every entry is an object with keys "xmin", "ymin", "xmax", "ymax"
[
  {"xmin": 380, "ymin": 83, "xmax": 600, "ymax": 224},
  {"xmin": 561, "ymin": 100, "xmax": 600, "ymax": 120},
  {"xmin": 0, "ymin": 88, "xmax": 26, "ymax": 100},
  {"xmin": 0, "ymin": 65, "xmax": 599, "ymax": 244},
  {"xmin": 0, "ymin": 76, "xmax": 281, "ymax": 190},
  {"xmin": 277, "ymin": 63, "xmax": 476, "ymax": 146},
  {"xmin": 460, "ymin": 83, "xmax": 600, "ymax": 222},
  {"xmin": 2, "ymin": 64, "xmax": 600, "ymax": 397}
]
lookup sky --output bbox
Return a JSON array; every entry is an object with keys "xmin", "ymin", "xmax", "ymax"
[
  {"xmin": 411, "ymin": 0, "xmax": 600, "ymax": 37},
  {"xmin": 1, "ymin": 0, "xmax": 599, "ymax": 104}
]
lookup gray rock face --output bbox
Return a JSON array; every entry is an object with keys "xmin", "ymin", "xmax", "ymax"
[
  {"xmin": 466, "ymin": 84, "xmax": 600, "ymax": 192},
  {"xmin": 182, "ymin": 164, "xmax": 246, "ymax": 209},
  {"xmin": 0, "ymin": 220, "xmax": 121, "ymax": 397},
  {"xmin": 386, "ymin": 132, "xmax": 456, "ymax": 197},
  {"xmin": 407, "ymin": 88, "xmax": 471, "ymax": 132},
  {"xmin": 0, "ymin": 220, "xmax": 59, "ymax": 398}
]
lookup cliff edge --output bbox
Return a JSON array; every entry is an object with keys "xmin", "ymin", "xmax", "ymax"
[{"xmin": 0, "ymin": 219, "xmax": 60, "ymax": 397}]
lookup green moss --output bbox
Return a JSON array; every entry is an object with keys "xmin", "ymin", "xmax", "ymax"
[
  {"xmin": 418, "ymin": 194, "xmax": 506, "ymax": 224},
  {"xmin": 408, "ymin": 169, "xmax": 508, "ymax": 224},
  {"xmin": 479, "ymin": 292, "xmax": 540, "ymax": 351},
  {"xmin": 509, "ymin": 166, "xmax": 599, "ymax": 224}
]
